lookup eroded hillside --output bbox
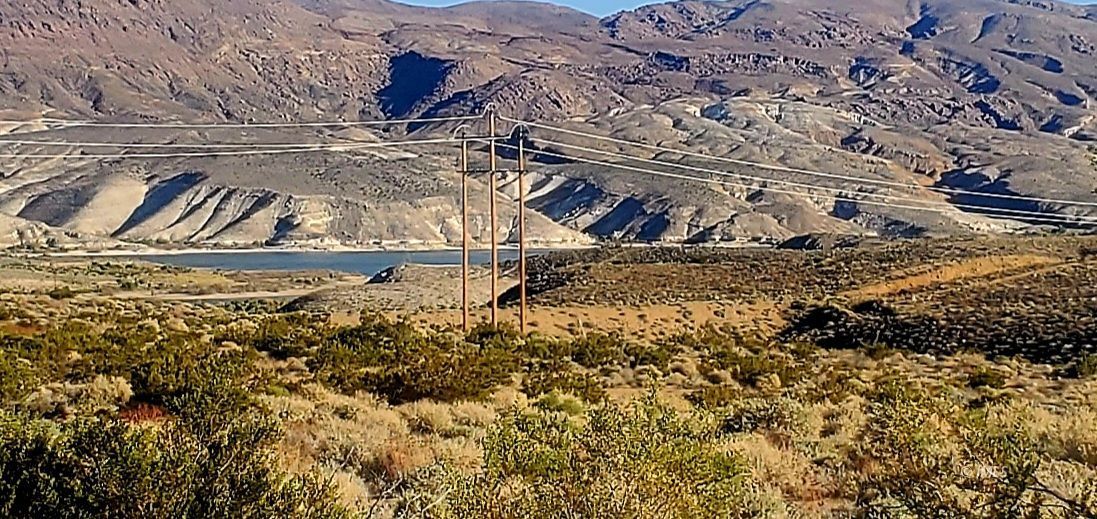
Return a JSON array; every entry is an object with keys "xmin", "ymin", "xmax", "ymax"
[{"xmin": 1, "ymin": 0, "xmax": 1096, "ymax": 246}]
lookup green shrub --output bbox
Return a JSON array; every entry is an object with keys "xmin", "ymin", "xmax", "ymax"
[
  {"xmin": 465, "ymin": 322, "xmax": 523, "ymax": 350},
  {"xmin": 46, "ymin": 286, "xmax": 76, "ymax": 300},
  {"xmin": 625, "ymin": 340, "xmax": 679, "ymax": 370},
  {"xmin": 720, "ymin": 397, "xmax": 805, "ymax": 435},
  {"xmin": 308, "ymin": 315, "xmax": 415, "ymax": 391},
  {"xmin": 860, "ymin": 341, "xmax": 897, "ymax": 360},
  {"xmin": 310, "ymin": 315, "xmax": 520, "ymax": 404},
  {"xmin": 362, "ymin": 337, "xmax": 517, "ymax": 404},
  {"xmin": 0, "ymin": 409, "xmax": 348, "ymax": 518},
  {"xmin": 122, "ymin": 336, "xmax": 256, "ymax": 415},
  {"xmin": 799, "ymin": 368, "xmax": 862, "ymax": 403},
  {"xmin": 1070, "ymin": 354, "xmax": 1097, "ymax": 379},
  {"xmin": 513, "ymin": 333, "xmax": 566, "ymax": 362},
  {"xmin": 664, "ymin": 326, "xmax": 740, "ymax": 354},
  {"xmin": 664, "ymin": 327, "xmax": 804, "ymax": 387},
  {"xmin": 410, "ymin": 397, "xmax": 753, "ymax": 518},
  {"xmin": 567, "ymin": 332, "xmax": 627, "ymax": 369},
  {"xmin": 855, "ymin": 389, "xmax": 1097, "ymax": 518},
  {"xmin": 523, "ymin": 362, "xmax": 606, "ymax": 403},
  {"xmin": 0, "ymin": 351, "xmax": 38, "ymax": 405},
  {"xmin": 706, "ymin": 348, "xmax": 806, "ymax": 388},
  {"xmin": 534, "ymin": 391, "xmax": 586, "ymax": 416},
  {"xmin": 687, "ymin": 385, "xmax": 743, "ymax": 410},
  {"xmin": 0, "ymin": 308, "xmax": 347, "ymax": 517},
  {"xmin": 781, "ymin": 340, "xmax": 819, "ymax": 360},
  {"xmin": 966, "ymin": 366, "xmax": 1007, "ymax": 389},
  {"xmin": 0, "ymin": 318, "xmax": 261, "ymax": 415},
  {"xmin": 246, "ymin": 312, "xmax": 328, "ymax": 359},
  {"xmin": 0, "ymin": 329, "xmax": 79, "ymax": 390}
]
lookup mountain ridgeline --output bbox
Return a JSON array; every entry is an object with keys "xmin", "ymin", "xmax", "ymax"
[{"xmin": 1, "ymin": 0, "xmax": 1096, "ymax": 247}]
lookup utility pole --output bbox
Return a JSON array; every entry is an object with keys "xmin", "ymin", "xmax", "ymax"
[
  {"xmin": 516, "ymin": 126, "xmax": 529, "ymax": 334},
  {"xmin": 456, "ymin": 125, "xmax": 471, "ymax": 332},
  {"xmin": 487, "ymin": 106, "xmax": 499, "ymax": 327}
]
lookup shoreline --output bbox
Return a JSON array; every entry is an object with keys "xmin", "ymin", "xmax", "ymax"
[
  {"xmin": 11, "ymin": 239, "xmax": 784, "ymax": 262},
  {"xmin": 41, "ymin": 242, "xmax": 600, "ymax": 258}
]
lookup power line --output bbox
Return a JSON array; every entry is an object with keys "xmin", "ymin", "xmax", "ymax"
[
  {"xmin": 488, "ymin": 140, "xmax": 1093, "ymax": 227},
  {"xmin": 524, "ymin": 144, "xmax": 1092, "ymax": 226},
  {"xmin": 0, "ymin": 138, "xmax": 382, "ymax": 149},
  {"xmin": 0, "ymin": 137, "xmax": 457, "ymax": 159},
  {"xmin": 3, "ymin": 109, "xmax": 1090, "ymax": 226},
  {"xmin": 532, "ymin": 137, "xmax": 1097, "ymax": 224},
  {"xmin": 502, "ymin": 116, "xmax": 1097, "ymax": 209},
  {"xmin": 0, "ymin": 114, "xmax": 480, "ymax": 129}
]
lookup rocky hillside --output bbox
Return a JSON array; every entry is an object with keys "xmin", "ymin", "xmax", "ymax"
[{"xmin": 0, "ymin": 0, "xmax": 1096, "ymax": 247}]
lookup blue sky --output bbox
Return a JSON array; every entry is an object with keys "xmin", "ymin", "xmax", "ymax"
[{"xmin": 401, "ymin": 0, "xmax": 1093, "ymax": 17}]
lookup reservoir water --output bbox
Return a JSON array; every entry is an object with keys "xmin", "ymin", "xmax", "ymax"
[{"xmin": 126, "ymin": 249, "xmax": 529, "ymax": 276}]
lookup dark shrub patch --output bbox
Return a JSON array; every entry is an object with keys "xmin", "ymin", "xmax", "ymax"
[
  {"xmin": 688, "ymin": 385, "xmax": 742, "ymax": 410},
  {"xmin": 245, "ymin": 312, "xmax": 328, "ymax": 359},
  {"xmin": 966, "ymin": 366, "xmax": 1007, "ymax": 389},
  {"xmin": 568, "ymin": 332, "xmax": 627, "ymax": 369},
  {"xmin": 1068, "ymin": 353, "xmax": 1097, "ymax": 379},
  {"xmin": 523, "ymin": 361, "xmax": 607, "ymax": 403},
  {"xmin": 312, "ymin": 315, "xmax": 518, "ymax": 404}
]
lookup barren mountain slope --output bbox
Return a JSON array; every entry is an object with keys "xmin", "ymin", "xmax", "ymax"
[{"xmin": 0, "ymin": 0, "xmax": 1095, "ymax": 246}]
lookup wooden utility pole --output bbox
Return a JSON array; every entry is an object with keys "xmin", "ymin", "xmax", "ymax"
[
  {"xmin": 487, "ymin": 107, "xmax": 500, "ymax": 326},
  {"xmin": 458, "ymin": 128, "xmax": 471, "ymax": 332},
  {"xmin": 516, "ymin": 126, "xmax": 529, "ymax": 334}
]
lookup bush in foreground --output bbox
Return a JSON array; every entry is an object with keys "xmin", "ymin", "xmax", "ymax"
[
  {"xmin": 0, "ymin": 328, "xmax": 348, "ymax": 519},
  {"xmin": 397, "ymin": 397, "xmax": 761, "ymax": 518},
  {"xmin": 0, "ymin": 409, "xmax": 347, "ymax": 519},
  {"xmin": 854, "ymin": 382, "xmax": 1097, "ymax": 518}
]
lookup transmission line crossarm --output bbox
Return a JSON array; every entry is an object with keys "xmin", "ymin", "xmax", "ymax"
[{"xmin": 501, "ymin": 116, "xmax": 1097, "ymax": 209}]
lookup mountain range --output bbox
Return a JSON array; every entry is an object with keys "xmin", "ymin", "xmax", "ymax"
[{"xmin": 1, "ymin": 0, "xmax": 1096, "ymax": 248}]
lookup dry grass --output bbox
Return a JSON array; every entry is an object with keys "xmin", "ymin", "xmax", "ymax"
[
  {"xmin": 257, "ymin": 364, "xmax": 1096, "ymax": 517},
  {"xmin": 843, "ymin": 254, "xmax": 1062, "ymax": 300},
  {"xmin": 1029, "ymin": 403, "xmax": 1097, "ymax": 466},
  {"xmin": 265, "ymin": 385, "xmax": 519, "ymax": 513},
  {"xmin": 731, "ymin": 434, "xmax": 829, "ymax": 505}
]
